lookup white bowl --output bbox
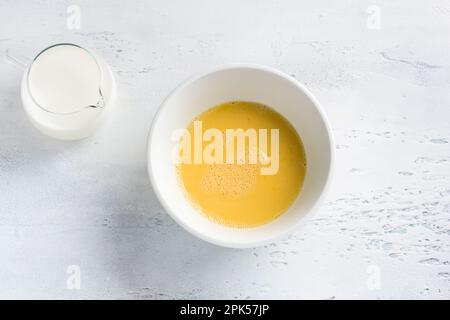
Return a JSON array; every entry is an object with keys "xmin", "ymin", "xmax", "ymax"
[{"xmin": 147, "ymin": 64, "xmax": 334, "ymax": 248}]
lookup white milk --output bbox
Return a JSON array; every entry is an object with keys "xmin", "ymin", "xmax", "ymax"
[
  {"xmin": 21, "ymin": 44, "xmax": 115, "ymax": 140},
  {"xmin": 28, "ymin": 45, "xmax": 102, "ymax": 114}
]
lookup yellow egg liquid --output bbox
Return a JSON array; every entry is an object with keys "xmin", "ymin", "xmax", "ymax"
[{"xmin": 177, "ymin": 101, "xmax": 306, "ymax": 228}]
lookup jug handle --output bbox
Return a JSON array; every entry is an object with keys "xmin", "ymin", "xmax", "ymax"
[{"xmin": 3, "ymin": 48, "xmax": 30, "ymax": 70}]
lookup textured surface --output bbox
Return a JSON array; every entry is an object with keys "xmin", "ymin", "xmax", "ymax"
[{"xmin": 0, "ymin": 0, "xmax": 449, "ymax": 299}]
